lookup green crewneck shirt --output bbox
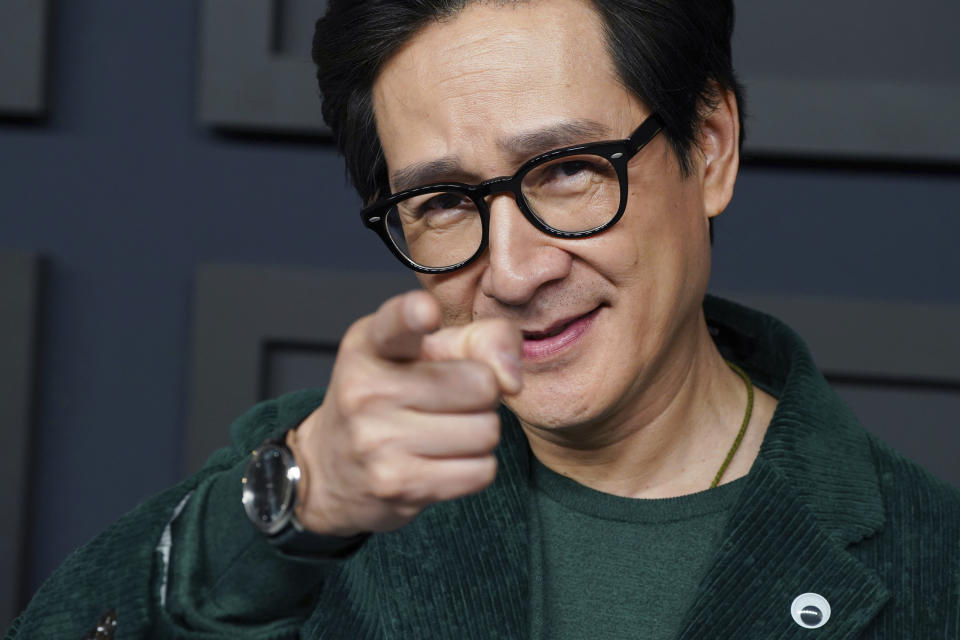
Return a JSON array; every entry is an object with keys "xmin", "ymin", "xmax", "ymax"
[{"xmin": 529, "ymin": 455, "xmax": 746, "ymax": 639}]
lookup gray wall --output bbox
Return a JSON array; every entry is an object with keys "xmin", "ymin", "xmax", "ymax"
[{"xmin": 0, "ymin": 0, "xmax": 957, "ymax": 613}]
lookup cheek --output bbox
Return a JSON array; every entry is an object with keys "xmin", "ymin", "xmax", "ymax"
[
  {"xmin": 418, "ymin": 270, "xmax": 480, "ymax": 327},
  {"xmin": 595, "ymin": 176, "xmax": 709, "ymax": 331},
  {"xmin": 644, "ymin": 185, "xmax": 713, "ymax": 328},
  {"xmin": 634, "ymin": 176, "xmax": 707, "ymax": 264}
]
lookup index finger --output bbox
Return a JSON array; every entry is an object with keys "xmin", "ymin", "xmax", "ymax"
[{"xmin": 366, "ymin": 290, "xmax": 442, "ymax": 361}]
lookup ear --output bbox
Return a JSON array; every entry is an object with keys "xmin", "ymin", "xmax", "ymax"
[{"xmin": 697, "ymin": 86, "xmax": 740, "ymax": 219}]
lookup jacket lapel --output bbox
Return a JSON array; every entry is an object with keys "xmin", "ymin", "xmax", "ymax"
[
  {"xmin": 676, "ymin": 459, "xmax": 889, "ymax": 639},
  {"xmin": 682, "ymin": 299, "xmax": 892, "ymax": 638}
]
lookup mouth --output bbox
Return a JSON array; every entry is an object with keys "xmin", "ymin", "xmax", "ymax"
[{"xmin": 521, "ymin": 306, "xmax": 601, "ymax": 360}]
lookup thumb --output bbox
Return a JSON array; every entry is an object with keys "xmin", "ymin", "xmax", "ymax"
[{"xmin": 422, "ymin": 318, "xmax": 523, "ymax": 395}]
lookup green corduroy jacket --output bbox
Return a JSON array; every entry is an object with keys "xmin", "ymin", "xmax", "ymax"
[{"xmin": 7, "ymin": 296, "xmax": 960, "ymax": 639}]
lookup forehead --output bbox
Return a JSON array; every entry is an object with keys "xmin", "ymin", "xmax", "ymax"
[{"xmin": 372, "ymin": 0, "xmax": 644, "ymax": 178}]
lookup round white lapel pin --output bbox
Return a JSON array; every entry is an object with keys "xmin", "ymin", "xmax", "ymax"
[{"xmin": 791, "ymin": 593, "xmax": 830, "ymax": 629}]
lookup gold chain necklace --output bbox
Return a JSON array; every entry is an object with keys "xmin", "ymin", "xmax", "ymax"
[{"xmin": 709, "ymin": 361, "xmax": 754, "ymax": 488}]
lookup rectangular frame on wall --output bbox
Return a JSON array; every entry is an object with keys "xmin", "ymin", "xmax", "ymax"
[
  {"xmin": 185, "ymin": 264, "xmax": 416, "ymax": 473},
  {"xmin": 741, "ymin": 79, "xmax": 960, "ymax": 162},
  {"xmin": 0, "ymin": 0, "xmax": 49, "ymax": 116},
  {"xmin": 197, "ymin": 0, "xmax": 329, "ymax": 134},
  {"xmin": 734, "ymin": 0, "xmax": 960, "ymax": 162},
  {"xmin": 720, "ymin": 293, "xmax": 960, "ymax": 382},
  {"xmin": 718, "ymin": 291, "xmax": 960, "ymax": 487},
  {"xmin": 0, "ymin": 253, "xmax": 43, "ymax": 626}
]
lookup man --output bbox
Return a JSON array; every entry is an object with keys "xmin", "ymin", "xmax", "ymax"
[{"xmin": 9, "ymin": 0, "xmax": 959, "ymax": 638}]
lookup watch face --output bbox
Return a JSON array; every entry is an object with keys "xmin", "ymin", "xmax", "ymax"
[{"xmin": 242, "ymin": 444, "xmax": 297, "ymax": 535}]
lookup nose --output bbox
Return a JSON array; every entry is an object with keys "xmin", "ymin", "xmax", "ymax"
[{"xmin": 479, "ymin": 193, "xmax": 572, "ymax": 306}]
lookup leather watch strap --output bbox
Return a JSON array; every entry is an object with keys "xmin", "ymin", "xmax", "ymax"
[{"xmin": 270, "ymin": 525, "xmax": 369, "ymax": 558}]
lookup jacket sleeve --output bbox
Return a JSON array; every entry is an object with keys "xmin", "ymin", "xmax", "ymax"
[{"xmin": 5, "ymin": 389, "xmax": 360, "ymax": 640}]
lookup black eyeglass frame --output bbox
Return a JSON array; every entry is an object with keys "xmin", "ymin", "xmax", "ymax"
[{"xmin": 360, "ymin": 113, "xmax": 664, "ymax": 274}]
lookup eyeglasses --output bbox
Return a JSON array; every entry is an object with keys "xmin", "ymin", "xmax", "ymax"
[{"xmin": 360, "ymin": 113, "xmax": 663, "ymax": 273}]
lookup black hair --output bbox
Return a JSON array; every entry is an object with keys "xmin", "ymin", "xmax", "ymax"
[{"xmin": 312, "ymin": 0, "xmax": 745, "ymax": 204}]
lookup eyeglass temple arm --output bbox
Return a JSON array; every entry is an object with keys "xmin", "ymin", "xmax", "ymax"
[{"xmin": 628, "ymin": 113, "xmax": 664, "ymax": 155}]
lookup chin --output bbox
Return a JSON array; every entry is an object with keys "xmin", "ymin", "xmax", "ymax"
[{"xmin": 506, "ymin": 374, "xmax": 613, "ymax": 431}]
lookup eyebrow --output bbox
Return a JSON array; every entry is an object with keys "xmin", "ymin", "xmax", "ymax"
[
  {"xmin": 391, "ymin": 158, "xmax": 468, "ymax": 194},
  {"xmin": 388, "ymin": 119, "xmax": 613, "ymax": 194},
  {"xmin": 498, "ymin": 119, "xmax": 612, "ymax": 158}
]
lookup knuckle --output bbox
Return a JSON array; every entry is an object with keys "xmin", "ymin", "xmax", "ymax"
[
  {"xmin": 334, "ymin": 364, "xmax": 397, "ymax": 415},
  {"xmin": 475, "ymin": 317, "xmax": 518, "ymax": 347},
  {"xmin": 340, "ymin": 316, "xmax": 372, "ymax": 351},
  {"xmin": 349, "ymin": 425, "xmax": 384, "ymax": 458},
  {"xmin": 463, "ymin": 322, "xmax": 489, "ymax": 354},
  {"xmin": 453, "ymin": 359, "xmax": 492, "ymax": 389},
  {"xmin": 425, "ymin": 360, "xmax": 497, "ymax": 402},
  {"xmin": 486, "ymin": 317, "xmax": 515, "ymax": 337},
  {"xmin": 335, "ymin": 382, "xmax": 372, "ymax": 416},
  {"xmin": 368, "ymin": 462, "xmax": 406, "ymax": 501},
  {"xmin": 469, "ymin": 364, "xmax": 500, "ymax": 402}
]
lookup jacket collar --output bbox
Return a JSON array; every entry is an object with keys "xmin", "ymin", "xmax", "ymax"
[
  {"xmin": 675, "ymin": 296, "xmax": 889, "ymax": 637},
  {"xmin": 704, "ymin": 295, "xmax": 886, "ymax": 544},
  {"xmin": 371, "ymin": 296, "xmax": 890, "ymax": 638}
]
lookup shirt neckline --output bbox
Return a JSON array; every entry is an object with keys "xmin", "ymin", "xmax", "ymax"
[{"xmin": 531, "ymin": 454, "xmax": 747, "ymax": 524}]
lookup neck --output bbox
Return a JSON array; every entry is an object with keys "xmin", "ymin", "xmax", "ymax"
[{"xmin": 520, "ymin": 311, "xmax": 772, "ymax": 498}]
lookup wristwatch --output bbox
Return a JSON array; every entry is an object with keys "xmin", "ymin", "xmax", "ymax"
[
  {"xmin": 242, "ymin": 438, "xmax": 303, "ymax": 537},
  {"xmin": 242, "ymin": 436, "xmax": 369, "ymax": 555}
]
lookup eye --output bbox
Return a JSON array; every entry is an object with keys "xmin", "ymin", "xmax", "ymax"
[
  {"xmin": 790, "ymin": 593, "xmax": 830, "ymax": 629},
  {"xmin": 554, "ymin": 159, "xmax": 592, "ymax": 177},
  {"xmin": 522, "ymin": 154, "xmax": 614, "ymax": 199},
  {"xmin": 420, "ymin": 192, "xmax": 469, "ymax": 213},
  {"xmin": 545, "ymin": 159, "xmax": 600, "ymax": 182},
  {"xmin": 397, "ymin": 192, "xmax": 472, "ymax": 222},
  {"xmin": 405, "ymin": 191, "xmax": 477, "ymax": 230}
]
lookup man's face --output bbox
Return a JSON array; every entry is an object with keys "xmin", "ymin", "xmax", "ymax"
[{"xmin": 372, "ymin": 0, "xmax": 726, "ymax": 434}]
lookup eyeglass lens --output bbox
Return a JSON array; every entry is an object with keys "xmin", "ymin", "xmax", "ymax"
[{"xmin": 384, "ymin": 153, "xmax": 620, "ymax": 269}]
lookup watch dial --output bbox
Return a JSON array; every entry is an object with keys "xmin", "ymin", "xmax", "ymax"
[{"xmin": 242, "ymin": 446, "xmax": 294, "ymax": 533}]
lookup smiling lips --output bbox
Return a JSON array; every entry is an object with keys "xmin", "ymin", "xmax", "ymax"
[{"xmin": 521, "ymin": 307, "xmax": 600, "ymax": 360}]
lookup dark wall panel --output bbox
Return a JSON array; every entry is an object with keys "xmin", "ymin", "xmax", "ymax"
[{"xmin": 0, "ymin": 253, "xmax": 42, "ymax": 627}]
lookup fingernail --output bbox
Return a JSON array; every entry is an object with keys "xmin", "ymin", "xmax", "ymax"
[{"xmin": 497, "ymin": 350, "xmax": 523, "ymax": 393}]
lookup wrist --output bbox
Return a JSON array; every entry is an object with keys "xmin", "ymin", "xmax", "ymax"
[
  {"xmin": 285, "ymin": 425, "xmax": 310, "ymax": 521},
  {"xmin": 242, "ymin": 430, "xmax": 368, "ymax": 557},
  {"xmin": 284, "ymin": 414, "xmax": 367, "ymax": 539}
]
